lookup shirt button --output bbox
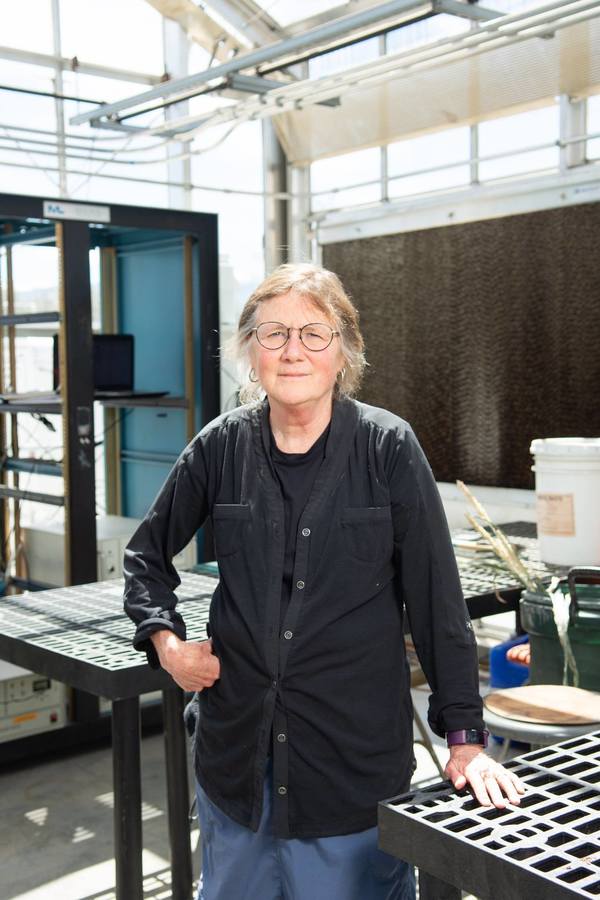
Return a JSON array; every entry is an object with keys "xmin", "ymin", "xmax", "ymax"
[
  {"xmin": 301, "ymin": 528, "xmax": 311, "ymax": 537},
  {"xmin": 283, "ymin": 630, "xmax": 293, "ymax": 640},
  {"xmin": 277, "ymin": 733, "xmax": 286, "ymax": 742},
  {"xmin": 272, "ymin": 680, "xmax": 278, "ymax": 688},
  {"xmin": 296, "ymin": 580, "xmax": 305, "ymax": 590},
  {"xmin": 278, "ymin": 786, "xmax": 287, "ymax": 796}
]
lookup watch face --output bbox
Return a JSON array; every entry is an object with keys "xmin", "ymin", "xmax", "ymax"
[
  {"xmin": 467, "ymin": 730, "xmax": 488, "ymax": 746},
  {"xmin": 472, "ymin": 730, "xmax": 489, "ymax": 747}
]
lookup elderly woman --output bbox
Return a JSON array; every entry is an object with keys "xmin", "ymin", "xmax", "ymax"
[{"xmin": 124, "ymin": 263, "xmax": 524, "ymax": 900}]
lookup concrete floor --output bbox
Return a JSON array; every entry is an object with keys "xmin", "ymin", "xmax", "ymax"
[
  {"xmin": 1, "ymin": 722, "xmax": 198, "ymax": 900},
  {"xmin": 1, "ymin": 682, "xmax": 499, "ymax": 900}
]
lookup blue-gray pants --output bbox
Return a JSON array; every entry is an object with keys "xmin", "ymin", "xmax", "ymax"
[{"xmin": 195, "ymin": 762, "xmax": 415, "ymax": 900}]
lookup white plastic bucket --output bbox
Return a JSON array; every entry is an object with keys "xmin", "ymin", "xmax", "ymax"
[{"xmin": 530, "ymin": 438, "xmax": 600, "ymax": 566}]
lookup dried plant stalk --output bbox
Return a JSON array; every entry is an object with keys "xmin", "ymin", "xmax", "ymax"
[{"xmin": 456, "ymin": 480, "xmax": 546, "ymax": 594}]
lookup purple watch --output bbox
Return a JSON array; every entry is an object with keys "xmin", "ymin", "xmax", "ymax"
[{"xmin": 447, "ymin": 728, "xmax": 489, "ymax": 748}]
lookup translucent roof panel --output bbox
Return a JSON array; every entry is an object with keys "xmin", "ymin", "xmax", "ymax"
[
  {"xmin": 60, "ymin": 0, "xmax": 164, "ymax": 75},
  {"xmin": 1, "ymin": 0, "xmax": 54, "ymax": 54},
  {"xmin": 251, "ymin": 0, "xmax": 351, "ymax": 28}
]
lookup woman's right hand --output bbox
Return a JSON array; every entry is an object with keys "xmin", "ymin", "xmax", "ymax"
[{"xmin": 150, "ymin": 631, "xmax": 221, "ymax": 691}]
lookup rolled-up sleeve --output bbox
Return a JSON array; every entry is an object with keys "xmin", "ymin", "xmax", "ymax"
[
  {"xmin": 123, "ymin": 439, "xmax": 209, "ymax": 667},
  {"xmin": 391, "ymin": 425, "xmax": 484, "ymax": 737}
]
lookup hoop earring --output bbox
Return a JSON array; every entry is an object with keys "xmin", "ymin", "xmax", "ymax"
[
  {"xmin": 249, "ymin": 368, "xmax": 259, "ymax": 383},
  {"xmin": 338, "ymin": 368, "xmax": 346, "ymax": 382}
]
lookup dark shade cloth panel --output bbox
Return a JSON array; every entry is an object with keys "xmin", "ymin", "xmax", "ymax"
[{"xmin": 322, "ymin": 202, "xmax": 600, "ymax": 489}]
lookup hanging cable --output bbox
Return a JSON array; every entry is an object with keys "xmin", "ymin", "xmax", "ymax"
[
  {"xmin": 0, "ymin": 83, "xmax": 104, "ymax": 106},
  {"xmin": 93, "ymin": 408, "xmax": 133, "ymax": 449},
  {"xmin": 0, "ymin": 119, "xmax": 245, "ymax": 166}
]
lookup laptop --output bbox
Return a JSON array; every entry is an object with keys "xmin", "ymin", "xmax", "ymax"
[{"xmin": 52, "ymin": 333, "xmax": 169, "ymax": 400}]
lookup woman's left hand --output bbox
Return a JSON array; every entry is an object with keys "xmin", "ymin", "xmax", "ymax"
[{"xmin": 445, "ymin": 745, "xmax": 526, "ymax": 808}]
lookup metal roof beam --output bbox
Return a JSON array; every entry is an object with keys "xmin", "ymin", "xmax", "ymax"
[
  {"xmin": 227, "ymin": 73, "xmax": 289, "ymax": 93},
  {"xmin": 0, "ymin": 45, "xmax": 162, "ymax": 85},
  {"xmin": 69, "ymin": 0, "xmax": 432, "ymax": 125},
  {"xmin": 432, "ymin": 0, "xmax": 502, "ymax": 21},
  {"xmin": 225, "ymin": 73, "xmax": 340, "ymax": 106}
]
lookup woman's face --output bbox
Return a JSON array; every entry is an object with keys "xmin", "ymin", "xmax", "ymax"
[{"xmin": 249, "ymin": 291, "xmax": 345, "ymax": 412}]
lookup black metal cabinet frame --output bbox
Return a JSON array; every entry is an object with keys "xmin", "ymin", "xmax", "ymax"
[{"xmin": 0, "ymin": 191, "xmax": 219, "ymax": 589}]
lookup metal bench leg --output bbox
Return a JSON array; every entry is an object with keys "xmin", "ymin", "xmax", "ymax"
[
  {"xmin": 112, "ymin": 696, "xmax": 143, "ymax": 900},
  {"xmin": 497, "ymin": 737, "xmax": 511, "ymax": 762},
  {"xmin": 163, "ymin": 687, "xmax": 193, "ymax": 900},
  {"xmin": 419, "ymin": 869, "xmax": 462, "ymax": 900}
]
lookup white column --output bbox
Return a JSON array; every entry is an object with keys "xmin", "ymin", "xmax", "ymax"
[
  {"xmin": 51, "ymin": 0, "xmax": 67, "ymax": 196},
  {"xmin": 560, "ymin": 94, "xmax": 586, "ymax": 174},
  {"xmin": 470, "ymin": 124, "xmax": 479, "ymax": 185},
  {"xmin": 262, "ymin": 119, "xmax": 288, "ymax": 271},
  {"xmin": 288, "ymin": 164, "xmax": 312, "ymax": 263},
  {"xmin": 163, "ymin": 19, "xmax": 192, "ymax": 210}
]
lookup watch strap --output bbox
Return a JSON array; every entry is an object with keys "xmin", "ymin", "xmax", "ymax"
[{"xmin": 446, "ymin": 728, "xmax": 489, "ymax": 748}]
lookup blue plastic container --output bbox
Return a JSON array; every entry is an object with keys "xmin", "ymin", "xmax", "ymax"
[
  {"xmin": 489, "ymin": 634, "xmax": 530, "ymax": 689},
  {"xmin": 488, "ymin": 634, "xmax": 530, "ymax": 746}
]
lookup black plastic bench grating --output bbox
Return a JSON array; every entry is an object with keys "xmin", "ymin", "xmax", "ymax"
[
  {"xmin": 0, "ymin": 572, "xmax": 217, "ymax": 698},
  {"xmin": 379, "ymin": 731, "xmax": 600, "ymax": 898}
]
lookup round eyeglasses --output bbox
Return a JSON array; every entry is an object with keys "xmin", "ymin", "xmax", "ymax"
[{"xmin": 252, "ymin": 322, "xmax": 340, "ymax": 352}]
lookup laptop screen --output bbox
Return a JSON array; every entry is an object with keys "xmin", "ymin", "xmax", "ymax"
[{"xmin": 53, "ymin": 334, "xmax": 134, "ymax": 392}]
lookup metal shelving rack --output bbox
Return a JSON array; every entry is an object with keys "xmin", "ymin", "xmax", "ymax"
[{"xmin": 0, "ymin": 219, "xmax": 97, "ymax": 591}]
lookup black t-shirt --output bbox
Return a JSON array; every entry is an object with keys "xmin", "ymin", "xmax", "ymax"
[{"xmin": 269, "ymin": 424, "xmax": 330, "ymax": 624}]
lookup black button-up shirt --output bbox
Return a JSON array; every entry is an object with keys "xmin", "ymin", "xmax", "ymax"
[{"xmin": 123, "ymin": 397, "xmax": 484, "ymax": 839}]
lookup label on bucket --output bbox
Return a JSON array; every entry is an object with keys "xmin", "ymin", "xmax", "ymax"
[{"xmin": 537, "ymin": 493, "xmax": 575, "ymax": 535}]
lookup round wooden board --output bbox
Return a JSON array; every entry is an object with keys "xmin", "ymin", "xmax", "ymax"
[{"xmin": 484, "ymin": 685, "xmax": 600, "ymax": 725}]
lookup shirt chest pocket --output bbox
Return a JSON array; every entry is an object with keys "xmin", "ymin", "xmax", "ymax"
[
  {"xmin": 340, "ymin": 505, "xmax": 393, "ymax": 563},
  {"xmin": 211, "ymin": 503, "xmax": 251, "ymax": 558}
]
